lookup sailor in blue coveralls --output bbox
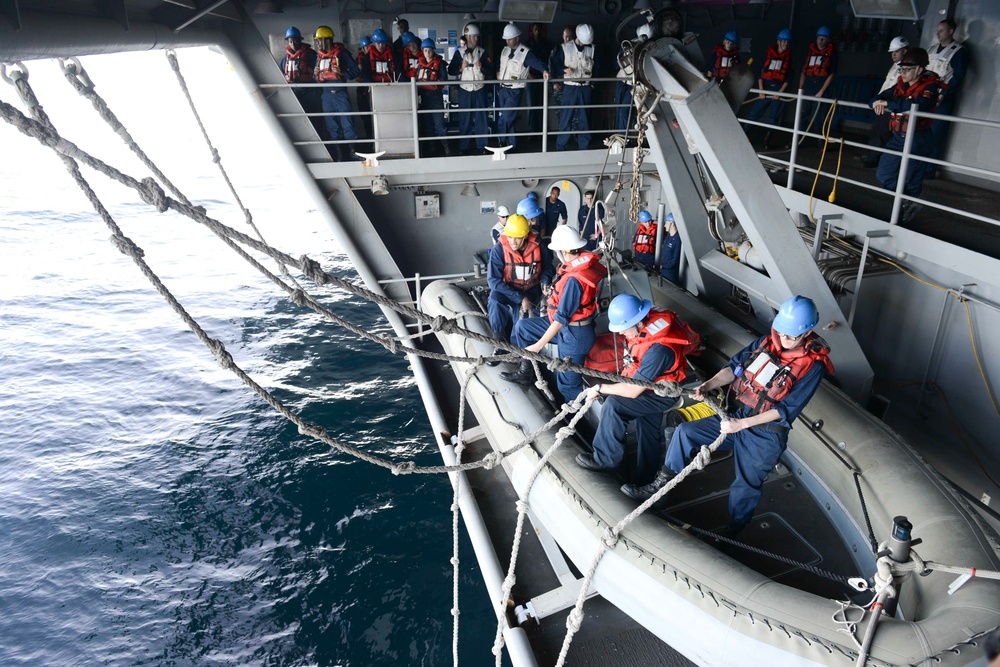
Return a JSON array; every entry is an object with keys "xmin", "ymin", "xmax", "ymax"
[
  {"xmin": 543, "ymin": 186, "xmax": 568, "ymax": 241},
  {"xmin": 576, "ymin": 295, "xmax": 699, "ymax": 483},
  {"xmin": 659, "ymin": 212, "xmax": 682, "ymax": 284},
  {"xmin": 550, "ymin": 23, "xmax": 599, "ymax": 151},
  {"xmin": 448, "ymin": 23, "xmax": 494, "ymax": 155},
  {"xmin": 313, "ymin": 26, "xmax": 360, "ymax": 162},
  {"xmin": 501, "ymin": 225, "xmax": 606, "ymax": 403},
  {"xmin": 486, "ymin": 213, "xmax": 553, "ymax": 348},
  {"xmin": 496, "ymin": 22, "xmax": 549, "ymax": 150},
  {"xmin": 621, "ymin": 296, "xmax": 833, "ymax": 536}
]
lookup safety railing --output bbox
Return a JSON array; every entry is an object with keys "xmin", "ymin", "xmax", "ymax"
[
  {"xmin": 378, "ymin": 270, "xmax": 479, "ymax": 339},
  {"xmin": 741, "ymin": 87, "xmax": 1000, "ymax": 228},
  {"xmin": 262, "ymin": 76, "xmax": 635, "ymax": 158}
]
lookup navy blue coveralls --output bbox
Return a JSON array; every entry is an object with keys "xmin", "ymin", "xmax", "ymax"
[
  {"xmin": 317, "ymin": 48, "xmax": 360, "ymax": 145},
  {"xmin": 543, "ymin": 197, "xmax": 568, "ymax": 239},
  {"xmin": 550, "ymin": 43, "xmax": 598, "ymax": 150},
  {"xmin": 577, "ymin": 201, "xmax": 605, "ymax": 252},
  {"xmin": 592, "ymin": 345, "xmax": 680, "ymax": 483},
  {"xmin": 662, "ymin": 336, "xmax": 824, "ymax": 530},
  {"xmin": 659, "ymin": 231, "xmax": 682, "ymax": 284},
  {"xmin": 871, "ymin": 74, "xmax": 942, "ymax": 199},
  {"xmin": 511, "ymin": 276, "xmax": 595, "ymax": 403},
  {"xmin": 447, "ymin": 47, "xmax": 494, "ymax": 152},
  {"xmin": 497, "ymin": 46, "xmax": 548, "ymax": 149},
  {"xmin": 486, "ymin": 238, "xmax": 554, "ymax": 338}
]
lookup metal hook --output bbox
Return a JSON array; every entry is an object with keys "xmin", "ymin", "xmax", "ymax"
[
  {"xmin": 0, "ymin": 61, "xmax": 28, "ymax": 85},
  {"xmin": 57, "ymin": 57, "xmax": 95, "ymax": 92}
]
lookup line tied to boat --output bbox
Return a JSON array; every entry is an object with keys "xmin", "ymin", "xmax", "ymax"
[{"xmin": 3, "ymin": 55, "xmax": 999, "ymax": 667}]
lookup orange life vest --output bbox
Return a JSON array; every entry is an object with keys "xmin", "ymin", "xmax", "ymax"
[
  {"xmin": 284, "ymin": 46, "xmax": 314, "ymax": 83},
  {"xmin": 632, "ymin": 221, "xmax": 657, "ymax": 255},
  {"xmin": 888, "ymin": 72, "xmax": 944, "ymax": 134},
  {"xmin": 404, "ymin": 50, "xmax": 421, "ymax": 80},
  {"xmin": 622, "ymin": 310, "xmax": 701, "ymax": 384},
  {"xmin": 546, "ymin": 252, "xmax": 606, "ymax": 323},
  {"xmin": 710, "ymin": 44, "xmax": 739, "ymax": 79},
  {"xmin": 499, "ymin": 233, "xmax": 543, "ymax": 291},
  {"xmin": 733, "ymin": 330, "xmax": 834, "ymax": 415},
  {"xmin": 802, "ymin": 43, "xmax": 834, "ymax": 78},
  {"xmin": 316, "ymin": 45, "xmax": 347, "ymax": 82},
  {"xmin": 761, "ymin": 45, "xmax": 791, "ymax": 82},
  {"xmin": 416, "ymin": 52, "xmax": 444, "ymax": 91},
  {"xmin": 367, "ymin": 45, "xmax": 396, "ymax": 82}
]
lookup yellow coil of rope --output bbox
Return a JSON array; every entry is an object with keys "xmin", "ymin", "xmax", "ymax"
[{"xmin": 678, "ymin": 402, "xmax": 717, "ymax": 422}]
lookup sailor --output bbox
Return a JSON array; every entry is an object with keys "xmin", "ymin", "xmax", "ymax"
[
  {"xmin": 861, "ymin": 36, "xmax": 909, "ymax": 168},
  {"xmin": 398, "ymin": 32, "xmax": 421, "ymax": 81},
  {"xmin": 279, "ymin": 27, "xmax": 325, "ymax": 141},
  {"xmin": 496, "ymin": 22, "xmax": 550, "ymax": 151},
  {"xmin": 632, "ymin": 210, "xmax": 658, "ymax": 270},
  {"xmin": 621, "ymin": 295, "xmax": 834, "ymax": 537},
  {"xmin": 487, "ymin": 213, "xmax": 554, "ymax": 356},
  {"xmin": 524, "ymin": 23, "xmax": 553, "ymax": 134},
  {"xmin": 501, "ymin": 225, "xmax": 607, "ymax": 403},
  {"xmin": 415, "ymin": 38, "xmax": 449, "ymax": 156},
  {"xmin": 870, "ymin": 47, "xmax": 943, "ymax": 224},
  {"xmin": 551, "ymin": 23, "xmax": 598, "ymax": 151},
  {"xmin": 543, "ymin": 186, "xmax": 568, "ymax": 241},
  {"xmin": 448, "ymin": 23, "xmax": 494, "ymax": 155},
  {"xmin": 490, "ymin": 205, "xmax": 511, "ymax": 244},
  {"xmin": 313, "ymin": 26, "xmax": 360, "ymax": 162},
  {"xmin": 615, "ymin": 23, "xmax": 653, "ymax": 139},
  {"xmin": 707, "ymin": 31, "xmax": 740, "ymax": 80},
  {"xmin": 659, "ymin": 212, "xmax": 682, "ymax": 285},
  {"xmin": 355, "ymin": 36, "xmax": 373, "ymax": 140},
  {"xmin": 576, "ymin": 294, "xmax": 700, "ymax": 482},
  {"xmin": 391, "ymin": 18, "xmax": 410, "ymax": 71},
  {"xmin": 744, "ymin": 29, "xmax": 793, "ymax": 149},
  {"xmin": 577, "ymin": 190, "xmax": 605, "ymax": 252},
  {"xmin": 798, "ymin": 26, "xmax": 837, "ymax": 138},
  {"xmin": 923, "ymin": 19, "xmax": 968, "ymax": 179},
  {"xmin": 360, "ymin": 29, "xmax": 398, "ymax": 84},
  {"xmin": 516, "ymin": 196, "xmax": 545, "ymax": 237}
]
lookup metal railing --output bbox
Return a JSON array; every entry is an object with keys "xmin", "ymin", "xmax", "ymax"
[
  {"xmin": 262, "ymin": 76, "xmax": 635, "ymax": 157},
  {"xmin": 742, "ymin": 87, "xmax": 1000, "ymax": 227}
]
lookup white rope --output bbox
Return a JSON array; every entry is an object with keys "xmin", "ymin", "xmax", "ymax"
[
  {"xmin": 553, "ymin": 398, "xmax": 729, "ymax": 667},
  {"xmin": 492, "ymin": 395, "xmax": 596, "ymax": 665}
]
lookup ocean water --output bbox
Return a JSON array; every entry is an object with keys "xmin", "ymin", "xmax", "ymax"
[{"xmin": 0, "ymin": 50, "xmax": 496, "ymax": 665}]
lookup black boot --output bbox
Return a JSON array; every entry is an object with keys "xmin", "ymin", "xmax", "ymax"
[
  {"xmin": 486, "ymin": 347, "xmax": 510, "ymax": 367},
  {"xmin": 620, "ymin": 467, "xmax": 676, "ymax": 503},
  {"xmin": 500, "ymin": 359, "xmax": 534, "ymax": 386}
]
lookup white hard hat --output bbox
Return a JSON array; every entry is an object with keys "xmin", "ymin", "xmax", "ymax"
[
  {"xmin": 888, "ymin": 36, "xmax": 909, "ymax": 52},
  {"xmin": 463, "ymin": 23, "xmax": 480, "ymax": 36},
  {"xmin": 502, "ymin": 22, "xmax": 521, "ymax": 40},
  {"xmin": 636, "ymin": 23, "xmax": 653, "ymax": 41},
  {"xmin": 497, "ymin": 205, "xmax": 511, "ymax": 216},
  {"xmin": 576, "ymin": 24, "xmax": 594, "ymax": 45},
  {"xmin": 549, "ymin": 225, "xmax": 587, "ymax": 251}
]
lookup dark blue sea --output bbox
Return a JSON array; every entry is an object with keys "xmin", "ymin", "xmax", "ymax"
[{"xmin": 0, "ymin": 50, "xmax": 497, "ymax": 665}]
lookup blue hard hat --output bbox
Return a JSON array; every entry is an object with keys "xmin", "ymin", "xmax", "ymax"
[
  {"xmin": 516, "ymin": 197, "xmax": 543, "ymax": 219},
  {"xmin": 777, "ymin": 29, "xmax": 792, "ymax": 41},
  {"xmin": 608, "ymin": 295, "xmax": 653, "ymax": 333},
  {"xmin": 285, "ymin": 27, "xmax": 302, "ymax": 39},
  {"xmin": 665, "ymin": 212, "xmax": 675, "ymax": 222},
  {"xmin": 401, "ymin": 31, "xmax": 418, "ymax": 46},
  {"xmin": 421, "ymin": 38, "xmax": 435, "ymax": 49},
  {"xmin": 360, "ymin": 35, "xmax": 371, "ymax": 47},
  {"xmin": 724, "ymin": 30, "xmax": 739, "ymax": 44},
  {"xmin": 527, "ymin": 191, "xmax": 538, "ymax": 200},
  {"xmin": 816, "ymin": 26, "xmax": 831, "ymax": 37},
  {"xmin": 772, "ymin": 296, "xmax": 819, "ymax": 337},
  {"xmin": 638, "ymin": 210, "xmax": 653, "ymax": 223},
  {"xmin": 372, "ymin": 29, "xmax": 389, "ymax": 44}
]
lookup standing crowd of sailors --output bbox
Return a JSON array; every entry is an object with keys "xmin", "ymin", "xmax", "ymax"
[
  {"xmin": 734, "ymin": 19, "xmax": 967, "ymax": 224},
  {"xmin": 278, "ymin": 18, "xmax": 657, "ymax": 159}
]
